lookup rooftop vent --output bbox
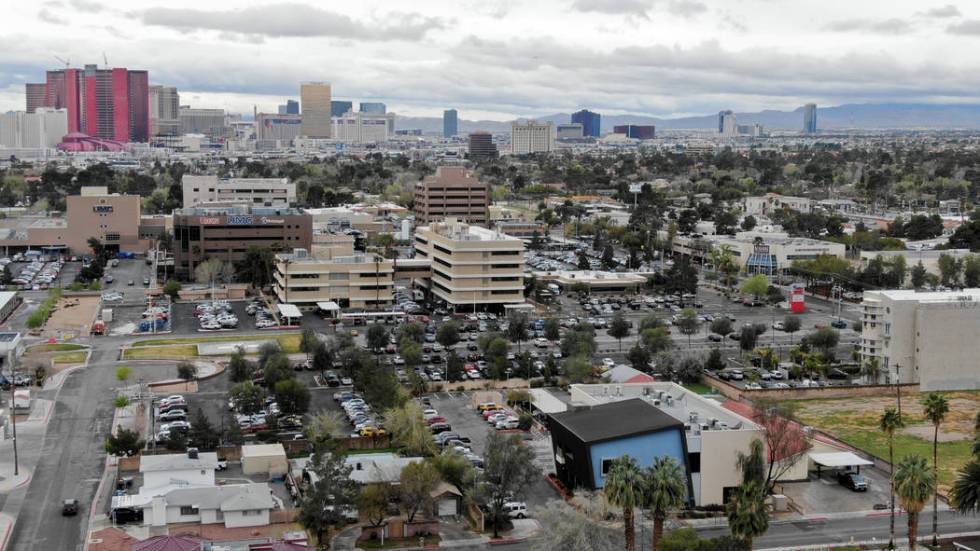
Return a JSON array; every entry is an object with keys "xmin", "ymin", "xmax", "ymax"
[{"xmin": 187, "ymin": 448, "xmax": 199, "ymax": 459}]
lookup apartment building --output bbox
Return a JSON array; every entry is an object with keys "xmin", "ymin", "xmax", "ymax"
[
  {"xmin": 172, "ymin": 205, "xmax": 312, "ymax": 279},
  {"xmin": 742, "ymin": 193, "xmax": 813, "ymax": 216},
  {"xmin": 511, "ymin": 120, "xmax": 553, "ymax": 154},
  {"xmin": 414, "ymin": 167, "xmax": 490, "ymax": 226},
  {"xmin": 181, "ymin": 175, "xmax": 296, "ymax": 207},
  {"xmin": 860, "ymin": 289, "xmax": 980, "ymax": 391},
  {"xmin": 413, "ymin": 219, "xmax": 525, "ymax": 310},
  {"xmin": 0, "ymin": 108, "xmax": 68, "ymax": 149},
  {"xmin": 300, "ymin": 82, "xmax": 331, "ymax": 138},
  {"xmin": 272, "ymin": 249, "xmax": 393, "ymax": 310}
]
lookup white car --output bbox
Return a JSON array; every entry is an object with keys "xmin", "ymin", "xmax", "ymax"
[
  {"xmin": 496, "ymin": 418, "xmax": 520, "ymax": 430},
  {"xmin": 504, "ymin": 502, "xmax": 528, "ymax": 519},
  {"xmin": 602, "ymin": 358, "xmax": 615, "ymax": 369},
  {"xmin": 534, "ymin": 338, "xmax": 548, "ymax": 348}
]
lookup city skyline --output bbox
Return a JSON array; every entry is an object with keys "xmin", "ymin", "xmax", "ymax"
[{"xmin": 2, "ymin": 1, "xmax": 980, "ymax": 120}]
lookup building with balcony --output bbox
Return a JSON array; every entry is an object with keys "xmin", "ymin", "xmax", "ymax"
[
  {"xmin": 413, "ymin": 219, "xmax": 525, "ymax": 311},
  {"xmin": 414, "ymin": 167, "xmax": 490, "ymax": 226},
  {"xmin": 860, "ymin": 289, "xmax": 980, "ymax": 391},
  {"xmin": 272, "ymin": 249, "xmax": 393, "ymax": 310}
]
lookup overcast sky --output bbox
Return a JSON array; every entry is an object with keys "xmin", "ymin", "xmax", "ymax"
[{"xmin": 3, "ymin": 0, "xmax": 980, "ymax": 120}]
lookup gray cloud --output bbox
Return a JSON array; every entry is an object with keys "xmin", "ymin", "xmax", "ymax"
[
  {"xmin": 37, "ymin": 8, "xmax": 67, "ymax": 25},
  {"xmin": 69, "ymin": 0, "xmax": 104, "ymax": 13},
  {"xmin": 922, "ymin": 4, "xmax": 961, "ymax": 18},
  {"xmin": 824, "ymin": 18, "xmax": 914, "ymax": 34},
  {"xmin": 947, "ymin": 19, "xmax": 980, "ymax": 35},
  {"xmin": 138, "ymin": 3, "xmax": 445, "ymax": 41},
  {"xmin": 667, "ymin": 0, "xmax": 707, "ymax": 18},
  {"xmin": 569, "ymin": 0, "xmax": 653, "ymax": 18}
]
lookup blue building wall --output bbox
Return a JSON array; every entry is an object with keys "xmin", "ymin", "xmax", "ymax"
[
  {"xmin": 589, "ymin": 429, "xmax": 687, "ymax": 489},
  {"xmin": 572, "ymin": 110, "xmax": 601, "ymax": 137}
]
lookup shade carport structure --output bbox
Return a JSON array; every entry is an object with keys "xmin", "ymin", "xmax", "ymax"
[
  {"xmin": 809, "ymin": 451, "xmax": 874, "ymax": 478},
  {"xmin": 277, "ymin": 303, "xmax": 303, "ymax": 326}
]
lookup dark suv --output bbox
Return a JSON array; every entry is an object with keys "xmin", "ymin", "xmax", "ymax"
[{"xmin": 837, "ymin": 471, "xmax": 868, "ymax": 491}]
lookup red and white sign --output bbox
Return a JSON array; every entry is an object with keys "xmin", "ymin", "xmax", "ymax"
[{"xmin": 790, "ymin": 283, "xmax": 806, "ymax": 313}]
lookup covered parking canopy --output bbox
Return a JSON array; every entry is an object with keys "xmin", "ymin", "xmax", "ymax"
[
  {"xmin": 316, "ymin": 301, "xmax": 340, "ymax": 318},
  {"xmin": 529, "ymin": 388, "xmax": 568, "ymax": 415},
  {"xmin": 277, "ymin": 303, "xmax": 303, "ymax": 322},
  {"xmin": 809, "ymin": 451, "xmax": 874, "ymax": 476}
]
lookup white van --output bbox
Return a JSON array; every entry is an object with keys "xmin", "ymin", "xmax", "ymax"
[{"xmin": 503, "ymin": 502, "xmax": 528, "ymax": 519}]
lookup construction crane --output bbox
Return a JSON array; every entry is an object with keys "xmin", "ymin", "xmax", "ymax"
[
  {"xmin": 54, "ymin": 55, "xmax": 70, "ymax": 68},
  {"xmin": 102, "ymin": 52, "xmax": 108, "ymax": 68}
]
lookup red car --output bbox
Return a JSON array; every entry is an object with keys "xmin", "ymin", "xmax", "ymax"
[
  {"xmin": 386, "ymin": 344, "xmax": 397, "ymax": 354},
  {"xmin": 425, "ymin": 416, "xmax": 447, "ymax": 426}
]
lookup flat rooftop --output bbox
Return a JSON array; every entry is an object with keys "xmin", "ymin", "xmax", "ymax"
[
  {"xmin": 569, "ymin": 382, "xmax": 759, "ymax": 433},
  {"xmin": 176, "ymin": 203, "xmax": 305, "ymax": 216},
  {"xmin": 550, "ymin": 399, "xmax": 682, "ymax": 443},
  {"xmin": 864, "ymin": 288, "xmax": 980, "ymax": 303},
  {"xmin": 423, "ymin": 220, "xmax": 519, "ymax": 242}
]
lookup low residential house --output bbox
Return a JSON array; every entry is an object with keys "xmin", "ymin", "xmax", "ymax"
[
  {"xmin": 242, "ymin": 443, "xmax": 289, "ymax": 478},
  {"xmin": 120, "ymin": 482, "xmax": 275, "ymax": 528},
  {"xmin": 140, "ymin": 450, "xmax": 218, "ymax": 491}
]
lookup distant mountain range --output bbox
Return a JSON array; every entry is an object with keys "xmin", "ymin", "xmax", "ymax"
[{"xmin": 395, "ymin": 103, "xmax": 980, "ymax": 133}]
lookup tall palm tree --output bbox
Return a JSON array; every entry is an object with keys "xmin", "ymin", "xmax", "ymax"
[
  {"xmin": 644, "ymin": 456, "xmax": 687, "ymax": 551},
  {"xmin": 879, "ymin": 407, "xmax": 904, "ymax": 550},
  {"xmin": 894, "ymin": 455, "xmax": 937, "ymax": 551},
  {"xmin": 951, "ymin": 460, "xmax": 980, "ymax": 514},
  {"xmin": 605, "ymin": 456, "xmax": 644, "ymax": 551},
  {"xmin": 921, "ymin": 393, "xmax": 950, "ymax": 546},
  {"xmin": 726, "ymin": 480, "xmax": 769, "ymax": 549}
]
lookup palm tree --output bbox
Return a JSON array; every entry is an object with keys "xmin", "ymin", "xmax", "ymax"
[
  {"xmin": 879, "ymin": 407, "xmax": 904, "ymax": 549},
  {"xmin": 861, "ymin": 357, "xmax": 881, "ymax": 384},
  {"xmin": 951, "ymin": 460, "xmax": 980, "ymax": 514},
  {"xmin": 644, "ymin": 456, "xmax": 687, "ymax": 551},
  {"xmin": 605, "ymin": 456, "xmax": 644, "ymax": 551},
  {"xmin": 726, "ymin": 480, "xmax": 769, "ymax": 549},
  {"xmin": 921, "ymin": 392, "xmax": 950, "ymax": 546},
  {"xmin": 894, "ymin": 454, "xmax": 936, "ymax": 551}
]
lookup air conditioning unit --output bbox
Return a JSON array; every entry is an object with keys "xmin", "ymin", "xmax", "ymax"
[
  {"xmin": 700, "ymin": 423, "xmax": 710, "ymax": 432},
  {"xmin": 689, "ymin": 412, "xmax": 699, "ymax": 423},
  {"xmin": 710, "ymin": 418, "xmax": 719, "ymax": 428},
  {"xmin": 653, "ymin": 399, "xmax": 661, "ymax": 406},
  {"xmin": 643, "ymin": 387, "xmax": 650, "ymax": 396},
  {"xmin": 666, "ymin": 396, "xmax": 674, "ymax": 407}
]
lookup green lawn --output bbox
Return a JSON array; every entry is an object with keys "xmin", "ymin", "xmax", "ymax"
[
  {"xmin": 683, "ymin": 382, "xmax": 714, "ymax": 395},
  {"xmin": 53, "ymin": 351, "xmax": 88, "ymax": 364},
  {"xmin": 796, "ymin": 392, "xmax": 980, "ymax": 491},
  {"xmin": 130, "ymin": 333, "xmax": 301, "ymax": 353},
  {"xmin": 29, "ymin": 343, "xmax": 87, "ymax": 352},
  {"xmin": 122, "ymin": 345, "xmax": 199, "ymax": 360}
]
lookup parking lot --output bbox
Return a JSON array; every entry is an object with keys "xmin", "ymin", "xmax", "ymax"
[{"xmin": 780, "ymin": 467, "xmax": 894, "ymax": 515}]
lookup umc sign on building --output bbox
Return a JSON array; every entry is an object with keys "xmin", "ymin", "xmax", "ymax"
[{"xmin": 173, "ymin": 205, "xmax": 311, "ymax": 279}]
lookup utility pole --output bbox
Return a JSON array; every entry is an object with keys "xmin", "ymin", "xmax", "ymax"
[
  {"xmin": 9, "ymin": 359, "xmax": 18, "ymax": 476},
  {"xmin": 894, "ymin": 363, "xmax": 903, "ymax": 422}
]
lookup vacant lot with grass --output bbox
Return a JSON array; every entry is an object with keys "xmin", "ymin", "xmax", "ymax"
[
  {"xmin": 130, "ymin": 333, "xmax": 301, "ymax": 353},
  {"xmin": 28, "ymin": 343, "xmax": 88, "ymax": 353},
  {"xmin": 122, "ymin": 345, "xmax": 199, "ymax": 360},
  {"xmin": 53, "ymin": 351, "xmax": 88, "ymax": 364},
  {"xmin": 795, "ymin": 391, "xmax": 979, "ymax": 492}
]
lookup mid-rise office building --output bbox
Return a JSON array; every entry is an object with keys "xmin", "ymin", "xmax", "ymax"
[
  {"xmin": 300, "ymin": 82, "xmax": 332, "ymax": 138},
  {"xmin": 25, "ymin": 83, "xmax": 46, "ymax": 114},
  {"xmin": 277, "ymin": 100, "xmax": 299, "ymax": 115},
  {"xmin": 613, "ymin": 124, "xmax": 656, "ymax": 140},
  {"xmin": 331, "ymin": 100, "xmax": 353, "ymax": 118},
  {"xmin": 717, "ymin": 110, "xmax": 733, "ymax": 133},
  {"xmin": 173, "ymin": 204, "xmax": 312, "ymax": 280},
  {"xmin": 181, "ymin": 175, "xmax": 296, "ymax": 207},
  {"xmin": 34, "ymin": 64, "xmax": 150, "ymax": 142},
  {"xmin": 443, "ymin": 109, "xmax": 458, "ymax": 138},
  {"xmin": 331, "ymin": 111, "xmax": 394, "ymax": 144},
  {"xmin": 803, "ymin": 103, "xmax": 817, "ymax": 134},
  {"xmin": 413, "ymin": 219, "xmax": 525, "ymax": 310},
  {"xmin": 179, "ymin": 108, "xmax": 226, "ymax": 136},
  {"xmin": 571, "ymin": 109, "xmax": 600, "ymax": 137},
  {"xmin": 359, "ymin": 102, "xmax": 386, "ymax": 114},
  {"xmin": 511, "ymin": 120, "xmax": 553, "ymax": 155},
  {"xmin": 272, "ymin": 249, "xmax": 394, "ymax": 310},
  {"xmin": 414, "ymin": 167, "xmax": 490, "ymax": 225},
  {"xmin": 860, "ymin": 289, "xmax": 980, "ymax": 391},
  {"xmin": 720, "ymin": 112, "xmax": 737, "ymax": 137},
  {"xmin": 467, "ymin": 132, "xmax": 497, "ymax": 160},
  {"xmin": 256, "ymin": 113, "xmax": 303, "ymax": 142},
  {"xmin": 556, "ymin": 123, "xmax": 584, "ymax": 140},
  {"xmin": 149, "ymin": 85, "xmax": 180, "ymax": 136},
  {"xmin": 0, "ymin": 108, "xmax": 68, "ymax": 148}
]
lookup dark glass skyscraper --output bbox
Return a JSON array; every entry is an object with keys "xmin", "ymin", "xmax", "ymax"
[
  {"xmin": 443, "ymin": 109, "xmax": 458, "ymax": 138},
  {"xmin": 803, "ymin": 103, "xmax": 817, "ymax": 134},
  {"xmin": 718, "ymin": 110, "xmax": 733, "ymax": 133},
  {"xmin": 331, "ymin": 100, "xmax": 352, "ymax": 117},
  {"xmin": 571, "ymin": 109, "xmax": 600, "ymax": 137}
]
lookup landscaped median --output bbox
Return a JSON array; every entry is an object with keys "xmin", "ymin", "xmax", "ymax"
[
  {"xmin": 24, "ymin": 342, "xmax": 91, "ymax": 366},
  {"xmin": 122, "ymin": 333, "xmax": 302, "ymax": 360}
]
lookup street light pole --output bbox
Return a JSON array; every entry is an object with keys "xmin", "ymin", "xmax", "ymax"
[{"xmin": 9, "ymin": 360, "xmax": 18, "ymax": 476}]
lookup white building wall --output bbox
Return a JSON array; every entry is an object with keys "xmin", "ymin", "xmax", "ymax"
[
  {"xmin": 331, "ymin": 111, "xmax": 393, "ymax": 144},
  {"xmin": 224, "ymin": 509, "xmax": 271, "ymax": 528},
  {"xmin": 511, "ymin": 121, "xmax": 553, "ymax": 154},
  {"xmin": 0, "ymin": 109, "xmax": 67, "ymax": 148},
  {"xmin": 699, "ymin": 429, "xmax": 757, "ymax": 505}
]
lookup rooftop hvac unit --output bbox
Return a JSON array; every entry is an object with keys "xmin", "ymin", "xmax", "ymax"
[
  {"xmin": 666, "ymin": 396, "xmax": 674, "ymax": 407},
  {"xmin": 700, "ymin": 423, "xmax": 710, "ymax": 432},
  {"xmin": 684, "ymin": 423, "xmax": 691, "ymax": 432},
  {"xmin": 710, "ymin": 418, "xmax": 719, "ymax": 428},
  {"xmin": 643, "ymin": 387, "xmax": 650, "ymax": 396},
  {"xmin": 730, "ymin": 421, "xmax": 742, "ymax": 430},
  {"xmin": 657, "ymin": 391, "xmax": 665, "ymax": 400},
  {"xmin": 718, "ymin": 422, "xmax": 729, "ymax": 430},
  {"xmin": 292, "ymin": 248, "xmax": 309, "ymax": 258},
  {"xmin": 689, "ymin": 412, "xmax": 699, "ymax": 423},
  {"xmin": 653, "ymin": 399, "xmax": 661, "ymax": 406},
  {"xmin": 616, "ymin": 386, "xmax": 622, "ymax": 396}
]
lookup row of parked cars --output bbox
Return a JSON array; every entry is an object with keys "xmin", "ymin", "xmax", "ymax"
[
  {"xmin": 11, "ymin": 259, "xmax": 64, "ymax": 289},
  {"xmin": 196, "ymin": 301, "xmax": 239, "ymax": 330},
  {"xmin": 419, "ymin": 398, "xmax": 483, "ymax": 469},
  {"xmin": 246, "ymin": 299, "xmax": 280, "ymax": 329},
  {"xmin": 476, "ymin": 401, "xmax": 522, "ymax": 430},
  {"xmin": 334, "ymin": 391, "xmax": 387, "ymax": 437},
  {"xmin": 154, "ymin": 395, "xmax": 192, "ymax": 443}
]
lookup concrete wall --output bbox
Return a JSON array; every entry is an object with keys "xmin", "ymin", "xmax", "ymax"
[
  {"xmin": 702, "ymin": 374, "xmax": 918, "ymax": 401},
  {"xmin": 916, "ymin": 303, "xmax": 980, "ymax": 391},
  {"xmin": 699, "ymin": 428, "xmax": 757, "ymax": 505},
  {"xmin": 224, "ymin": 509, "xmax": 271, "ymax": 528}
]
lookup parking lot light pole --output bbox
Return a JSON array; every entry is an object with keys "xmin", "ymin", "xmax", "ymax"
[{"xmin": 10, "ymin": 361, "xmax": 18, "ymax": 476}]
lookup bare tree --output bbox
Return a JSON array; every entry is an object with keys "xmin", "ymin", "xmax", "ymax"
[
  {"xmin": 752, "ymin": 399, "xmax": 812, "ymax": 493},
  {"xmin": 195, "ymin": 258, "xmax": 234, "ymax": 300}
]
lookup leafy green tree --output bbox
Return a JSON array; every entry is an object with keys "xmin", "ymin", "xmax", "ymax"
[
  {"xmin": 894, "ymin": 455, "xmax": 936, "ymax": 551},
  {"xmin": 275, "ymin": 378, "xmax": 311, "ymax": 415},
  {"xmin": 105, "ymin": 426, "xmax": 144, "ymax": 457},
  {"xmin": 446, "ymin": 353, "xmax": 465, "ymax": 383},
  {"xmin": 645, "ymin": 456, "xmax": 688, "ymax": 551},
  {"xmin": 366, "ymin": 324, "xmax": 388, "ymax": 357},
  {"xmin": 543, "ymin": 318, "xmax": 561, "ymax": 341},
  {"xmin": 805, "ymin": 327, "xmax": 840, "ymax": 359},
  {"xmin": 399, "ymin": 460, "xmax": 441, "ymax": 522},
  {"xmin": 300, "ymin": 327, "xmax": 319, "ymax": 359},
  {"xmin": 312, "ymin": 341, "xmax": 334, "ymax": 377},
  {"xmin": 385, "ymin": 401, "xmax": 436, "ymax": 456},
  {"xmin": 400, "ymin": 340, "xmax": 423, "ymax": 369},
  {"xmin": 880, "ymin": 407, "xmax": 904, "ymax": 549},
  {"xmin": 665, "ymin": 256, "xmax": 698, "ymax": 294},
  {"xmin": 741, "ymin": 215, "xmax": 757, "ymax": 231},
  {"xmin": 938, "ymin": 253, "xmax": 962, "ymax": 286},
  {"xmin": 710, "ymin": 317, "xmax": 732, "ymax": 337},
  {"xmin": 399, "ymin": 321, "xmax": 425, "ymax": 344},
  {"xmin": 605, "ymin": 456, "xmax": 644, "ymax": 551},
  {"xmin": 608, "ymin": 311, "xmax": 631, "ymax": 352},
  {"xmin": 177, "ymin": 361, "xmax": 197, "ymax": 382},
  {"xmin": 641, "ymin": 327, "xmax": 672, "ymax": 354},
  {"xmin": 230, "ymin": 381, "xmax": 265, "ymax": 415},
  {"xmin": 262, "ymin": 352, "xmax": 293, "ymax": 388},
  {"xmin": 640, "ymin": 314, "xmax": 665, "ymax": 331},
  {"xmin": 627, "ymin": 343, "xmax": 651, "ymax": 370},
  {"xmin": 162, "ymin": 280, "xmax": 181, "ymax": 300},
  {"xmin": 235, "ymin": 245, "xmax": 278, "ymax": 288},
  {"xmin": 726, "ymin": 481, "xmax": 768, "ymax": 549},
  {"xmin": 921, "ymin": 393, "xmax": 949, "ymax": 546},
  {"xmin": 358, "ymin": 482, "xmax": 393, "ymax": 529},
  {"xmin": 951, "ymin": 461, "xmax": 980, "ymax": 515},
  {"xmin": 911, "ymin": 261, "xmax": 928, "ymax": 289},
  {"xmin": 297, "ymin": 451, "xmax": 359, "ymax": 546},
  {"xmin": 561, "ymin": 324, "xmax": 597, "ymax": 358},
  {"xmin": 436, "ymin": 321, "xmax": 460, "ymax": 349},
  {"xmin": 473, "ymin": 431, "xmax": 539, "ymax": 537},
  {"xmin": 705, "ymin": 348, "xmax": 725, "ymax": 372},
  {"xmin": 507, "ymin": 312, "xmax": 530, "ymax": 353},
  {"xmin": 782, "ymin": 315, "xmax": 801, "ymax": 345},
  {"xmin": 740, "ymin": 274, "xmax": 769, "ymax": 300},
  {"xmin": 188, "ymin": 408, "xmax": 219, "ymax": 450},
  {"xmin": 563, "ymin": 355, "xmax": 593, "ymax": 383},
  {"xmin": 428, "ymin": 450, "xmax": 476, "ymax": 491},
  {"xmin": 675, "ymin": 308, "xmax": 701, "ymax": 348},
  {"xmin": 228, "ymin": 347, "xmax": 253, "ymax": 382}
]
